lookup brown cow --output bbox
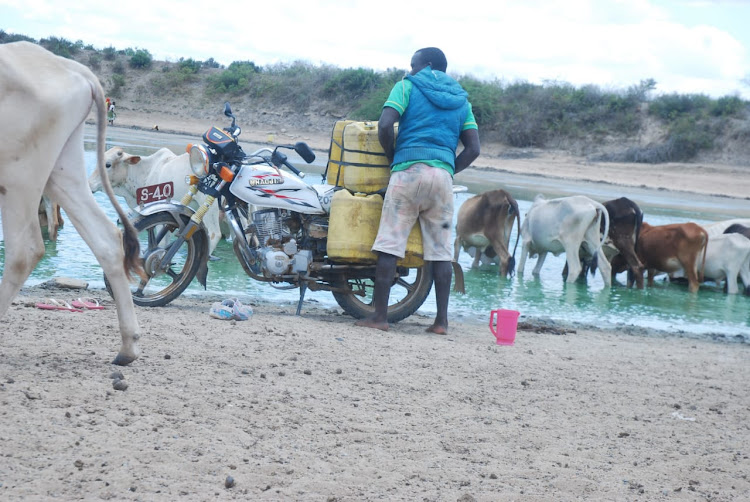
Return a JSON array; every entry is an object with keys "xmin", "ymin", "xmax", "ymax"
[
  {"xmin": 602, "ymin": 197, "xmax": 645, "ymax": 288},
  {"xmin": 564, "ymin": 197, "xmax": 645, "ymax": 288},
  {"xmin": 635, "ymin": 222, "xmax": 708, "ymax": 293},
  {"xmin": 453, "ymin": 189, "xmax": 521, "ymax": 278}
]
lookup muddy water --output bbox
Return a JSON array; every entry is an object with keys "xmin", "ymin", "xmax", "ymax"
[{"xmin": 2, "ymin": 125, "xmax": 748, "ymax": 341}]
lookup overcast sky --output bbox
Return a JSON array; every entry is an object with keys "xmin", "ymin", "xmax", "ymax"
[{"xmin": 3, "ymin": 0, "xmax": 749, "ymax": 99}]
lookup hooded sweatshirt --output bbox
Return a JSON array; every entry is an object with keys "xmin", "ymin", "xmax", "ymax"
[{"xmin": 392, "ymin": 67, "xmax": 470, "ymax": 172}]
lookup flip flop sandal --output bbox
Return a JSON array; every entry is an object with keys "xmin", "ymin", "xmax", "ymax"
[
  {"xmin": 71, "ymin": 298, "xmax": 105, "ymax": 310},
  {"xmin": 35, "ymin": 298, "xmax": 83, "ymax": 312},
  {"xmin": 229, "ymin": 298, "xmax": 253, "ymax": 321},
  {"xmin": 209, "ymin": 301, "xmax": 235, "ymax": 320}
]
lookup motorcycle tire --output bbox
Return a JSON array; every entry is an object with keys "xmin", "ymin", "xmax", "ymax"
[
  {"xmin": 332, "ymin": 264, "xmax": 433, "ymax": 324},
  {"xmin": 104, "ymin": 211, "xmax": 208, "ymax": 307}
]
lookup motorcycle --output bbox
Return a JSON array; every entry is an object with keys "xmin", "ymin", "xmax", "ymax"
[{"xmin": 106, "ymin": 102, "xmax": 435, "ymax": 322}]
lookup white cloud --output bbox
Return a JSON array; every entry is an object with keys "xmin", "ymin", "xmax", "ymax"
[{"xmin": 2, "ymin": 0, "xmax": 748, "ymax": 97}]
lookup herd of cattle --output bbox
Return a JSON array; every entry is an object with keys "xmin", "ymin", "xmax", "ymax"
[
  {"xmin": 1, "ymin": 42, "xmax": 748, "ymax": 367},
  {"xmin": 455, "ymin": 189, "xmax": 750, "ymax": 295}
]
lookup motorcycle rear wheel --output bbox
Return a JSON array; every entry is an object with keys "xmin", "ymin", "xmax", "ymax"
[
  {"xmin": 332, "ymin": 264, "xmax": 433, "ymax": 324},
  {"xmin": 104, "ymin": 211, "xmax": 207, "ymax": 307}
]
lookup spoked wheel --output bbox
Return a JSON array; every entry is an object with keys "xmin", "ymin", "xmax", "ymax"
[
  {"xmin": 332, "ymin": 265, "xmax": 433, "ymax": 323},
  {"xmin": 104, "ymin": 211, "xmax": 207, "ymax": 307}
]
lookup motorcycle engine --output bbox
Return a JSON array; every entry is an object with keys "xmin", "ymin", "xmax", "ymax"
[{"xmin": 251, "ymin": 209, "xmax": 313, "ymax": 277}]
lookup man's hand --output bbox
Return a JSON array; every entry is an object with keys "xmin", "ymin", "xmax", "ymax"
[
  {"xmin": 378, "ymin": 107, "xmax": 400, "ymax": 164},
  {"xmin": 455, "ymin": 128, "xmax": 480, "ymax": 174}
]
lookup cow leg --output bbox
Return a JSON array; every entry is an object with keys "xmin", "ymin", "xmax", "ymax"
[
  {"xmin": 739, "ymin": 256, "xmax": 750, "ymax": 295},
  {"xmin": 46, "ymin": 130, "xmax": 141, "ymax": 365},
  {"xmin": 471, "ymin": 248, "xmax": 482, "ymax": 269},
  {"xmin": 485, "ymin": 223, "xmax": 512, "ymax": 277},
  {"xmin": 561, "ymin": 239, "xmax": 582, "ymax": 284},
  {"xmin": 681, "ymin": 251, "xmax": 701, "ymax": 293},
  {"xmin": 204, "ymin": 208, "xmax": 223, "ymax": 257},
  {"xmin": 532, "ymin": 251, "xmax": 548, "ymax": 277},
  {"xmin": 517, "ymin": 242, "xmax": 530, "ymax": 277},
  {"xmin": 0, "ymin": 196, "xmax": 47, "ymax": 318},
  {"xmin": 595, "ymin": 246, "xmax": 612, "ymax": 287},
  {"xmin": 725, "ymin": 266, "xmax": 740, "ymax": 295}
]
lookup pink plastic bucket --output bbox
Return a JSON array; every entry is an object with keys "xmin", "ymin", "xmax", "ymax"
[{"xmin": 489, "ymin": 309, "xmax": 520, "ymax": 345}]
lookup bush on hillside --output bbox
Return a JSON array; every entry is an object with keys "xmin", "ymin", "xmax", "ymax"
[
  {"xmin": 206, "ymin": 60, "xmax": 260, "ymax": 95},
  {"xmin": 130, "ymin": 49, "xmax": 153, "ymax": 69},
  {"xmin": 39, "ymin": 36, "xmax": 82, "ymax": 58},
  {"xmin": 0, "ymin": 30, "xmax": 35, "ymax": 44}
]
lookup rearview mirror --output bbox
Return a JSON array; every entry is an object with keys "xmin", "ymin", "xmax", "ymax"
[{"xmin": 294, "ymin": 142, "xmax": 316, "ymax": 164}]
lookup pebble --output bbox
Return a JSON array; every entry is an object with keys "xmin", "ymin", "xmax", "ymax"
[
  {"xmin": 112, "ymin": 379, "xmax": 128, "ymax": 391},
  {"xmin": 109, "ymin": 371, "xmax": 124, "ymax": 380},
  {"xmin": 225, "ymin": 476, "xmax": 235, "ymax": 488}
]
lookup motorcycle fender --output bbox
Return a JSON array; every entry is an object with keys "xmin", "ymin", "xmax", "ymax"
[{"xmin": 133, "ymin": 201, "xmax": 211, "ymax": 288}]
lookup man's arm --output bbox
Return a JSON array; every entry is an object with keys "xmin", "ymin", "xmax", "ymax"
[
  {"xmin": 378, "ymin": 107, "xmax": 400, "ymax": 164},
  {"xmin": 454, "ymin": 128, "xmax": 480, "ymax": 174}
]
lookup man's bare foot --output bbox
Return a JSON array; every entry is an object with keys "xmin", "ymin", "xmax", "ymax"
[
  {"xmin": 355, "ymin": 318, "xmax": 389, "ymax": 331},
  {"xmin": 426, "ymin": 324, "xmax": 448, "ymax": 335}
]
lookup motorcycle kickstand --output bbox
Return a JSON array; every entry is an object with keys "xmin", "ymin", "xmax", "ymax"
[{"xmin": 295, "ymin": 282, "xmax": 308, "ymax": 316}]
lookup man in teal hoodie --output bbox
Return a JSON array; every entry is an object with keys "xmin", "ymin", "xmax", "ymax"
[{"xmin": 356, "ymin": 47, "xmax": 480, "ymax": 334}]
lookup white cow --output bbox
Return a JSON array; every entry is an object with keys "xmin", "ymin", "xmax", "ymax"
[
  {"xmin": 672, "ymin": 232, "xmax": 750, "ymax": 294},
  {"xmin": 518, "ymin": 195, "xmax": 612, "ymax": 286},
  {"xmin": 0, "ymin": 42, "xmax": 143, "ymax": 365},
  {"xmin": 704, "ymin": 219, "xmax": 750, "ymax": 238},
  {"xmin": 88, "ymin": 147, "xmax": 224, "ymax": 256}
]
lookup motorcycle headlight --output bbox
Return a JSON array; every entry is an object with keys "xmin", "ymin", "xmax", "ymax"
[{"xmin": 188, "ymin": 144, "xmax": 210, "ymax": 178}]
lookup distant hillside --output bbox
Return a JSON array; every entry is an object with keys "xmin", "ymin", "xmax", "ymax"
[{"xmin": 4, "ymin": 32, "xmax": 750, "ymax": 165}]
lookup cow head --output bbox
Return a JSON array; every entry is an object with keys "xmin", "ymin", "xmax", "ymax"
[{"xmin": 88, "ymin": 147, "xmax": 141, "ymax": 193}]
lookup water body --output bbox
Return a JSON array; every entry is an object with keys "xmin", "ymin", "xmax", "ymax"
[{"xmin": 2, "ymin": 125, "xmax": 749, "ymax": 341}]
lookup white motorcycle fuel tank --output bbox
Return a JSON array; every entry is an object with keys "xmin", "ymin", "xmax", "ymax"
[{"xmin": 229, "ymin": 164, "xmax": 336, "ymax": 215}]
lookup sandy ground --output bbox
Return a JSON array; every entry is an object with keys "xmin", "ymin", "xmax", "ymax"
[{"xmin": 2, "ymin": 114, "xmax": 750, "ymax": 501}]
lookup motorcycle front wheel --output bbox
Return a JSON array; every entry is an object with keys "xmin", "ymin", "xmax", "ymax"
[
  {"xmin": 332, "ymin": 264, "xmax": 433, "ymax": 323},
  {"xmin": 104, "ymin": 211, "xmax": 208, "ymax": 307}
]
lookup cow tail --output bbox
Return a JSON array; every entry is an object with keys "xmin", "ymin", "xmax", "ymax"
[
  {"xmin": 699, "ymin": 231, "xmax": 708, "ymax": 283},
  {"xmin": 589, "ymin": 204, "xmax": 609, "ymax": 277},
  {"xmin": 508, "ymin": 198, "xmax": 521, "ymax": 277},
  {"xmin": 92, "ymin": 81, "xmax": 145, "ymax": 281}
]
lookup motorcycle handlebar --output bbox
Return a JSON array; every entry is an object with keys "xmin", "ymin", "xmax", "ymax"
[{"xmin": 284, "ymin": 160, "xmax": 305, "ymax": 178}]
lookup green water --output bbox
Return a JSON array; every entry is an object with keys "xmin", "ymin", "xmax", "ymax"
[{"xmin": 1, "ymin": 126, "xmax": 749, "ymax": 341}]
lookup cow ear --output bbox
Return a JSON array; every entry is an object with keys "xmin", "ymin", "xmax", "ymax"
[{"xmin": 127, "ymin": 156, "xmax": 142, "ymax": 165}]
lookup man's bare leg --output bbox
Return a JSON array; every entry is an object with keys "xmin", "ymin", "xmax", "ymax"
[
  {"xmin": 426, "ymin": 261, "xmax": 451, "ymax": 335},
  {"xmin": 355, "ymin": 252, "xmax": 398, "ymax": 331}
]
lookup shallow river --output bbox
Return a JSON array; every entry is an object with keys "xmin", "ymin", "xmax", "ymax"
[{"xmin": 2, "ymin": 125, "xmax": 749, "ymax": 341}]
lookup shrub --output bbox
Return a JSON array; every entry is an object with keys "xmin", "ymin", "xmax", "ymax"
[
  {"xmin": 113, "ymin": 60, "xmax": 126, "ymax": 74},
  {"xmin": 109, "ymin": 74, "xmax": 126, "ymax": 98},
  {"xmin": 711, "ymin": 96, "xmax": 745, "ymax": 117},
  {"xmin": 129, "ymin": 49, "xmax": 153, "ymax": 69},
  {"xmin": 648, "ymin": 93, "xmax": 712, "ymax": 121},
  {"xmin": 103, "ymin": 46, "xmax": 117, "ymax": 60},
  {"xmin": 203, "ymin": 57, "xmax": 222, "ymax": 69},
  {"xmin": 178, "ymin": 57, "xmax": 202, "ymax": 74},
  {"xmin": 39, "ymin": 36, "xmax": 80, "ymax": 58},
  {"xmin": 322, "ymin": 67, "xmax": 382, "ymax": 101},
  {"xmin": 88, "ymin": 53, "xmax": 102, "ymax": 70},
  {"xmin": 206, "ymin": 60, "xmax": 260, "ymax": 95},
  {"xmin": 0, "ymin": 30, "xmax": 36, "ymax": 44}
]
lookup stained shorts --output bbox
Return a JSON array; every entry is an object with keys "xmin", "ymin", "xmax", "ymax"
[{"xmin": 372, "ymin": 163, "xmax": 454, "ymax": 261}]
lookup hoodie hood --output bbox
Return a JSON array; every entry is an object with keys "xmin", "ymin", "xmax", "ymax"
[{"xmin": 406, "ymin": 67, "xmax": 468, "ymax": 110}]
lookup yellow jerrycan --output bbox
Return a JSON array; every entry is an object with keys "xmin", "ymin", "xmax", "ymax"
[
  {"xmin": 327, "ymin": 190, "xmax": 424, "ymax": 268},
  {"xmin": 324, "ymin": 120, "xmax": 398, "ymax": 193},
  {"xmin": 325, "ymin": 119, "xmax": 355, "ymax": 186}
]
